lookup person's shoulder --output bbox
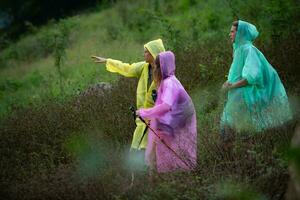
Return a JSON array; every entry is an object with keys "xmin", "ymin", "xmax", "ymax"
[
  {"xmin": 163, "ymin": 76, "xmax": 180, "ymax": 87},
  {"xmin": 241, "ymin": 44, "xmax": 254, "ymax": 50},
  {"xmin": 164, "ymin": 76, "xmax": 175, "ymax": 82},
  {"xmin": 241, "ymin": 44, "xmax": 256, "ymax": 55},
  {"xmin": 160, "ymin": 77, "xmax": 171, "ymax": 87}
]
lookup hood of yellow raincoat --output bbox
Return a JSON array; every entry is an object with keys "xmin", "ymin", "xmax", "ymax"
[
  {"xmin": 234, "ymin": 20, "xmax": 259, "ymax": 50},
  {"xmin": 144, "ymin": 39, "xmax": 165, "ymax": 59}
]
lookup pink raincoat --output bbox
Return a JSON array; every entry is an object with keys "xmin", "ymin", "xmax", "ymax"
[{"xmin": 138, "ymin": 51, "xmax": 197, "ymax": 173}]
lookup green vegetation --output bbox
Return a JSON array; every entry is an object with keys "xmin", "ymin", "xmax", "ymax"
[{"xmin": 0, "ymin": 0, "xmax": 299, "ymax": 199}]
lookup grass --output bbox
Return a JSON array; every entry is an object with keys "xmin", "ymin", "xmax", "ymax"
[
  {"xmin": 0, "ymin": 0, "xmax": 299, "ymax": 199},
  {"xmin": 0, "ymin": 9, "xmax": 146, "ymax": 116}
]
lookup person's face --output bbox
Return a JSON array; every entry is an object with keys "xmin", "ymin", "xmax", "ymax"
[
  {"xmin": 229, "ymin": 25, "xmax": 237, "ymax": 43},
  {"xmin": 144, "ymin": 48, "xmax": 154, "ymax": 63}
]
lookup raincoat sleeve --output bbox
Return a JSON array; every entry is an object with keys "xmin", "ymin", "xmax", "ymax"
[
  {"xmin": 138, "ymin": 103, "xmax": 171, "ymax": 119},
  {"xmin": 106, "ymin": 58, "xmax": 145, "ymax": 78},
  {"xmin": 241, "ymin": 47, "xmax": 263, "ymax": 86},
  {"xmin": 138, "ymin": 79, "xmax": 175, "ymax": 119}
]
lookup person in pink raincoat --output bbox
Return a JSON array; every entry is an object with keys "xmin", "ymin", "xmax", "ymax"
[{"xmin": 136, "ymin": 51, "xmax": 197, "ymax": 173}]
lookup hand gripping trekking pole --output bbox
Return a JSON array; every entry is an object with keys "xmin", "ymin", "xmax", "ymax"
[{"xmin": 129, "ymin": 105, "xmax": 194, "ymax": 169}]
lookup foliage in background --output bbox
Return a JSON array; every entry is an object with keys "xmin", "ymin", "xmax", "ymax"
[
  {"xmin": 0, "ymin": 0, "xmax": 299, "ymax": 199},
  {"xmin": 0, "ymin": 0, "xmax": 117, "ymax": 47}
]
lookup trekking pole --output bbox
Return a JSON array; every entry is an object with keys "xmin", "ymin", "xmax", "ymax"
[
  {"xmin": 129, "ymin": 105, "xmax": 195, "ymax": 169},
  {"xmin": 129, "ymin": 106, "xmax": 148, "ymax": 149}
]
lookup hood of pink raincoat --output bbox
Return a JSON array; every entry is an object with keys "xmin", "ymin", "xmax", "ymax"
[{"xmin": 159, "ymin": 51, "xmax": 176, "ymax": 79}]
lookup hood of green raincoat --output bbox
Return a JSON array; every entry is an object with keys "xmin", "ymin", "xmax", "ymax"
[
  {"xmin": 144, "ymin": 39, "xmax": 165, "ymax": 59},
  {"xmin": 234, "ymin": 20, "xmax": 259, "ymax": 50}
]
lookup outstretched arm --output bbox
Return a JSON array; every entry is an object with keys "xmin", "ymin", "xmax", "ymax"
[{"xmin": 91, "ymin": 55, "xmax": 144, "ymax": 78}]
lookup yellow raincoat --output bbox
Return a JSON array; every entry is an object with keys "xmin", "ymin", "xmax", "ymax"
[{"xmin": 106, "ymin": 39, "xmax": 165, "ymax": 149}]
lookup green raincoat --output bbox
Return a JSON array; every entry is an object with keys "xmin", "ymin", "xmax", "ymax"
[
  {"xmin": 221, "ymin": 20, "xmax": 292, "ymax": 132},
  {"xmin": 106, "ymin": 39, "xmax": 165, "ymax": 149}
]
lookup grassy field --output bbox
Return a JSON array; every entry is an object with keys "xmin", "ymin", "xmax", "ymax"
[
  {"xmin": 0, "ymin": 8, "xmax": 147, "ymax": 116},
  {"xmin": 0, "ymin": 0, "xmax": 299, "ymax": 199}
]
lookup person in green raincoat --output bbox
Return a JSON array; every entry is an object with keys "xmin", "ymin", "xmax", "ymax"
[
  {"xmin": 91, "ymin": 39, "xmax": 165, "ymax": 150},
  {"xmin": 221, "ymin": 20, "xmax": 292, "ymax": 138}
]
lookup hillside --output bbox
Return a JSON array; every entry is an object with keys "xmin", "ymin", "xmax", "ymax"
[{"xmin": 0, "ymin": 0, "xmax": 299, "ymax": 199}]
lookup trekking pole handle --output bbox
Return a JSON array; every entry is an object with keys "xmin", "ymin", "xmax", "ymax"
[
  {"xmin": 129, "ymin": 105, "xmax": 147, "ymax": 124},
  {"xmin": 129, "ymin": 105, "xmax": 136, "ymax": 117},
  {"xmin": 129, "ymin": 105, "xmax": 137, "ymax": 125}
]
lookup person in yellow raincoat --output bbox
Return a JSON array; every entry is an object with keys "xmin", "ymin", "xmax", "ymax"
[{"xmin": 91, "ymin": 39, "xmax": 165, "ymax": 150}]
